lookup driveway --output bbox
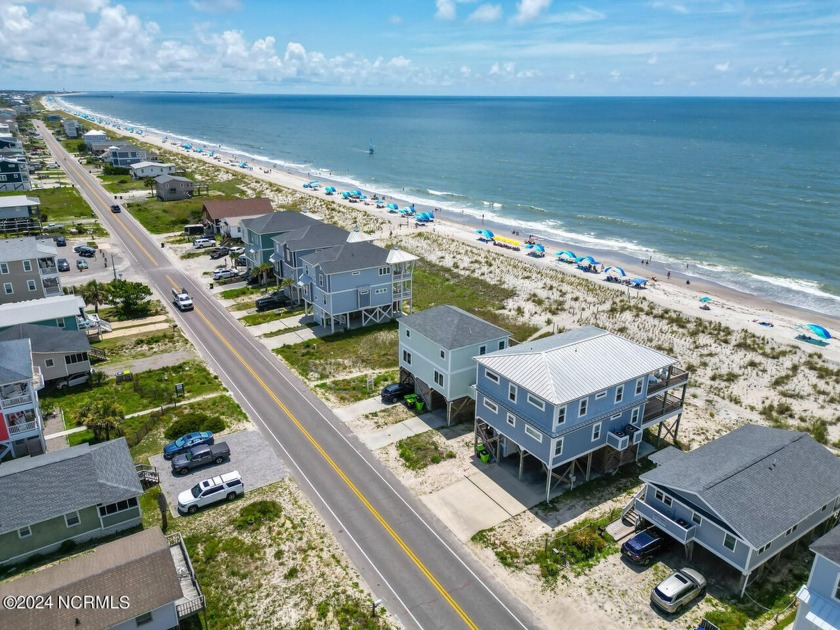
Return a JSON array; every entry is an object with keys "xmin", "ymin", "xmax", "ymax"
[{"xmin": 149, "ymin": 428, "xmax": 289, "ymax": 516}]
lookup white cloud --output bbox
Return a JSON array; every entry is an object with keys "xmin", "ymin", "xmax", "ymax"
[
  {"xmin": 651, "ymin": 1, "xmax": 689, "ymax": 14},
  {"xmin": 467, "ymin": 4, "xmax": 502, "ymax": 23},
  {"xmin": 544, "ymin": 7, "xmax": 605, "ymax": 24},
  {"xmin": 647, "ymin": 54, "xmax": 658, "ymax": 64},
  {"xmin": 190, "ymin": 0, "xmax": 242, "ymax": 12},
  {"xmin": 487, "ymin": 60, "xmax": 540, "ymax": 79},
  {"xmin": 714, "ymin": 60, "xmax": 731, "ymax": 72},
  {"xmin": 435, "ymin": 0, "xmax": 456, "ymax": 20},
  {"xmin": 512, "ymin": 0, "xmax": 552, "ymax": 23}
]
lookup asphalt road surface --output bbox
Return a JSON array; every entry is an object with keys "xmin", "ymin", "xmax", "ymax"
[{"xmin": 36, "ymin": 121, "xmax": 540, "ymax": 630}]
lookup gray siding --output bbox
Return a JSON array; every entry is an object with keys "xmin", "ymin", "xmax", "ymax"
[{"xmin": 0, "ymin": 255, "xmax": 60, "ymax": 305}]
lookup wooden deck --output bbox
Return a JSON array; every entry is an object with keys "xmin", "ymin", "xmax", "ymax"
[{"xmin": 167, "ymin": 534, "xmax": 204, "ymax": 618}]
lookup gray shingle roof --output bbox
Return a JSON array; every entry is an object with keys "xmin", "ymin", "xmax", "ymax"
[
  {"xmin": 241, "ymin": 210, "xmax": 319, "ymax": 235},
  {"xmin": 154, "ymin": 174, "xmax": 192, "ymax": 184},
  {"xmin": 273, "ymin": 223, "xmax": 350, "ymax": 252},
  {"xmin": 811, "ymin": 525, "xmax": 840, "ymax": 565},
  {"xmin": 401, "ymin": 305, "xmax": 510, "ymax": 351},
  {"xmin": 641, "ymin": 425, "xmax": 840, "ymax": 548},
  {"xmin": 0, "ymin": 338, "xmax": 32, "ymax": 383},
  {"xmin": 0, "ymin": 528, "xmax": 183, "ymax": 630},
  {"xmin": 301, "ymin": 241, "xmax": 389, "ymax": 274},
  {"xmin": 0, "ymin": 236, "xmax": 56, "ymax": 262},
  {"xmin": 0, "ymin": 438, "xmax": 143, "ymax": 535},
  {"xmin": 0, "ymin": 323, "xmax": 90, "ymax": 354},
  {"xmin": 475, "ymin": 326, "xmax": 676, "ymax": 405}
]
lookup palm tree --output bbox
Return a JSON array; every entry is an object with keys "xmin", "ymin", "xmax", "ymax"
[
  {"xmin": 78, "ymin": 279, "xmax": 110, "ymax": 315},
  {"xmin": 80, "ymin": 399, "xmax": 124, "ymax": 442},
  {"xmin": 143, "ymin": 176, "xmax": 156, "ymax": 196},
  {"xmin": 255, "ymin": 262, "xmax": 273, "ymax": 287}
]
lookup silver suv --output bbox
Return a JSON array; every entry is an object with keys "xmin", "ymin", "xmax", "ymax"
[
  {"xmin": 177, "ymin": 470, "xmax": 244, "ymax": 514},
  {"xmin": 650, "ymin": 568, "xmax": 706, "ymax": 614}
]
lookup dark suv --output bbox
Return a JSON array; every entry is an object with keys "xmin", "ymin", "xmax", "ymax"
[
  {"xmin": 255, "ymin": 291, "xmax": 289, "ymax": 312},
  {"xmin": 621, "ymin": 528, "xmax": 669, "ymax": 565},
  {"xmin": 381, "ymin": 383, "xmax": 413, "ymax": 404}
]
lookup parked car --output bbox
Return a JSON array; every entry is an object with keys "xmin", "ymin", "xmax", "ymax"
[
  {"xmin": 228, "ymin": 246, "xmax": 245, "ymax": 255},
  {"xmin": 171, "ymin": 442, "xmax": 230, "ymax": 475},
  {"xmin": 381, "ymin": 383, "xmax": 413, "ymax": 404},
  {"xmin": 621, "ymin": 529, "xmax": 669, "ymax": 565},
  {"xmin": 57, "ymin": 258, "xmax": 70, "ymax": 272},
  {"xmin": 76, "ymin": 258, "xmax": 88, "ymax": 270},
  {"xmin": 53, "ymin": 235, "xmax": 66, "ymax": 247},
  {"xmin": 651, "ymin": 568, "xmax": 706, "ymax": 614},
  {"xmin": 209, "ymin": 247, "xmax": 230, "ymax": 260},
  {"xmin": 245, "ymin": 268, "xmax": 274, "ymax": 285},
  {"xmin": 255, "ymin": 291, "xmax": 289, "ymax": 312},
  {"xmin": 56, "ymin": 371, "xmax": 91, "ymax": 389},
  {"xmin": 235, "ymin": 255, "xmax": 247, "ymax": 267},
  {"xmin": 213, "ymin": 268, "xmax": 239, "ymax": 281},
  {"xmin": 177, "ymin": 470, "xmax": 244, "ymax": 514},
  {"xmin": 77, "ymin": 247, "xmax": 96, "ymax": 258},
  {"xmin": 193, "ymin": 237, "xmax": 216, "ymax": 249},
  {"xmin": 110, "ymin": 204, "xmax": 121, "ymax": 213},
  {"xmin": 73, "ymin": 244, "xmax": 92, "ymax": 254},
  {"xmin": 163, "ymin": 431, "xmax": 215, "ymax": 460}
]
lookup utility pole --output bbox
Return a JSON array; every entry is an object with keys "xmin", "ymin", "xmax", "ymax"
[{"xmin": 111, "ymin": 254, "xmax": 116, "ymax": 281}]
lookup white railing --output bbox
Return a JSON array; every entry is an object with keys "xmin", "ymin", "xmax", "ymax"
[
  {"xmin": 1, "ymin": 393, "xmax": 32, "ymax": 409},
  {"xmin": 8, "ymin": 419, "xmax": 39, "ymax": 436}
]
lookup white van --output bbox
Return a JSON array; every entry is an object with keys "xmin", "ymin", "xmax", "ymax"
[{"xmin": 192, "ymin": 237, "xmax": 215, "ymax": 249}]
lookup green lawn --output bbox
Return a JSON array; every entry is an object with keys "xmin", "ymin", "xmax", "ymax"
[
  {"xmin": 92, "ymin": 329, "xmax": 189, "ymax": 365},
  {"xmin": 240, "ymin": 310, "xmax": 291, "ymax": 326},
  {"xmin": 100, "ymin": 174, "xmax": 148, "ymax": 194},
  {"xmin": 126, "ymin": 197, "xmax": 208, "ymax": 233},
  {"xmin": 275, "ymin": 321, "xmax": 399, "ymax": 381},
  {"xmin": 1, "ymin": 187, "xmax": 92, "ymax": 222},
  {"xmin": 208, "ymin": 178, "xmax": 247, "ymax": 197},
  {"xmin": 315, "ymin": 370, "xmax": 398, "ymax": 404},
  {"xmin": 396, "ymin": 432, "xmax": 456, "ymax": 470}
]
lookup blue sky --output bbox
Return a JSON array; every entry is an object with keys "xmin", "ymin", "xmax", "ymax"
[{"xmin": 1, "ymin": 0, "xmax": 838, "ymax": 95}]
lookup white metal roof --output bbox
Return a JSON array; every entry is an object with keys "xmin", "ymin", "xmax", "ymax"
[
  {"xmin": 129, "ymin": 161, "xmax": 174, "ymax": 170},
  {"xmin": 346, "ymin": 228, "xmax": 375, "ymax": 243},
  {"xmin": 0, "ymin": 195, "xmax": 39, "ymax": 209},
  {"xmin": 475, "ymin": 326, "xmax": 676, "ymax": 405},
  {"xmin": 0, "ymin": 294, "xmax": 85, "ymax": 327},
  {"xmin": 385, "ymin": 248, "xmax": 418, "ymax": 264}
]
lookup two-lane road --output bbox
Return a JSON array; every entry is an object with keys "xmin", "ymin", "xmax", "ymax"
[{"xmin": 36, "ymin": 121, "xmax": 539, "ymax": 630}]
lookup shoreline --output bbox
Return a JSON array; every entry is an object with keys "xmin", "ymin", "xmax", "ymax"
[{"xmin": 49, "ymin": 98, "xmax": 839, "ymax": 350}]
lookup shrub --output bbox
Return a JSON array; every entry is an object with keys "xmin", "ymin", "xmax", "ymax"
[
  {"xmin": 102, "ymin": 165, "xmax": 130, "ymax": 176},
  {"xmin": 234, "ymin": 500, "xmax": 282, "ymax": 530},
  {"xmin": 58, "ymin": 539, "xmax": 77, "ymax": 554},
  {"xmin": 164, "ymin": 413, "xmax": 225, "ymax": 439}
]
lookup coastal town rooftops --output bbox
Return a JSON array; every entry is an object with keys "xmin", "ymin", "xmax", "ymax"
[
  {"xmin": 0, "ymin": 324, "xmax": 90, "ymax": 354},
  {"xmin": 273, "ymin": 222, "xmax": 350, "ymax": 252},
  {"xmin": 202, "ymin": 197, "xmax": 273, "ymax": 221},
  {"xmin": 0, "ymin": 528, "xmax": 182, "ymax": 630},
  {"xmin": 0, "ymin": 294, "xmax": 85, "ymax": 327},
  {"xmin": 154, "ymin": 174, "xmax": 192, "ymax": 184},
  {"xmin": 300, "ymin": 241, "xmax": 389, "ymax": 275},
  {"xmin": 130, "ymin": 160, "xmax": 174, "ymax": 169},
  {"xmin": 811, "ymin": 525, "xmax": 840, "ymax": 565},
  {"xmin": 0, "ymin": 236, "xmax": 57, "ymax": 260},
  {"xmin": 401, "ymin": 305, "xmax": 510, "ymax": 351},
  {"xmin": 475, "ymin": 326, "xmax": 676, "ymax": 405},
  {"xmin": 241, "ymin": 209, "xmax": 318, "ymax": 235},
  {"xmin": 0, "ymin": 338, "xmax": 33, "ymax": 383},
  {"xmin": 641, "ymin": 425, "xmax": 840, "ymax": 549},
  {"xmin": 0, "ymin": 195, "xmax": 39, "ymax": 209},
  {"xmin": 83, "ymin": 129, "xmax": 106, "ymax": 137},
  {"xmin": 0, "ymin": 438, "xmax": 143, "ymax": 535}
]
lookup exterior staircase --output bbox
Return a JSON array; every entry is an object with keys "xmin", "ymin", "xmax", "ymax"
[
  {"xmin": 136, "ymin": 463, "xmax": 160, "ymax": 489},
  {"xmin": 606, "ymin": 489, "xmax": 644, "ymax": 541},
  {"xmin": 88, "ymin": 346, "xmax": 107, "ymax": 362}
]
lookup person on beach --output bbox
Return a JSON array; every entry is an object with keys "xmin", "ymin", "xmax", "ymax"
[{"xmin": 667, "ymin": 271, "xmax": 671, "ymax": 279}]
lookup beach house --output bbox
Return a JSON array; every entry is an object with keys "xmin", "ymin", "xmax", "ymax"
[
  {"xmin": 154, "ymin": 174, "xmax": 194, "ymax": 201},
  {"xmin": 129, "ymin": 160, "xmax": 176, "ymax": 179},
  {"xmin": 0, "ymin": 527, "xmax": 205, "ymax": 630},
  {"xmin": 0, "ymin": 294, "xmax": 88, "ymax": 332},
  {"xmin": 0, "ymin": 155, "xmax": 31, "ymax": 191},
  {"xmin": 82, "ymin": 129, "xmax": 107, "ymax": 149},
  {"xmin": 398, "ymin": 305, "xmax": 511, "ymax": 424},
  {"xmin": 270, "ymin": 222, "xmax": 350, "ymax": 300},
  {"xmin": 628, "ymin": 425, "xmax": 840, "ymax": 596},
  {"xmin": 0, "ymin": 237, "xmax": 62, "ymax": 305},
  {"xmin": 473, "ymin": 326, "xmax": 688, "ymax": 501},
  {"xmin": 201, "ymin": 197, "xmax": 273, "ymax": 235},
  {"xmin": 0, "ymin": 133, "xmax": 23, "ymax": 155},
  {"xmin": 101, "ymin": 143, "xmax": 148, "ymax": 168},
  {"xmin": 0, "ymin": 438, "xmax": 143, "ymax": 565},
  {"xmin": 0, "ymin": 194, "xmax": 40, "ymax": 236},
  {"xmin": 794, "ymin": 525, "xmax": 840, "ymax": 630},
  {"xmin": 299, "ymin": 242, "xmax": 417, "ymax": 334},
  {"xmin": 62, "ymin": 118, "xmax": 80, "ymax": 138},
  {"xmin": 240, "ymin": 209, "xmax": 318, "ymax": 269},
  {"xmin": 0, "ymin": 338, "xmax": 45, "ymax": 462},
  {"xmin": 0, "ymin": 324, "xmax": 93, "ymax": 384}
]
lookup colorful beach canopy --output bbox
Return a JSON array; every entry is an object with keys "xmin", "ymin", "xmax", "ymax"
[
  {"xmin": 803, "ymin": 324, "xmax": 832, "ymax": 340},
  {"xmin": 576, "ymin": 255, "xmax": 600, "ymax": 265},
  {"xmin": 556, "ymin": 250, "xmax": 576, "ymax": 261},
  {"xmin": 604, "ymin": 266, "xmax": 626, "ymax": 277},
  {"xmin": 324, "ymin": 186, "xmax": 336, "ymax": 194},
  {"xmin": 386, "ymin": 203, "xmax": 399, "ymax": 210},
  {"xmin": 699, "ymin": 296, "xmax": 712, "ymax": 303},
  {"xmin": 476, "ymin": 229, "xmax": 494, "ymax": 239},
  {"xmin": 531, "ymin": 244, "xmax": 545, "ymax": 253},
  {"xmin": 630, "ymin": 278, "xmax": 648, "ymax": 286}
]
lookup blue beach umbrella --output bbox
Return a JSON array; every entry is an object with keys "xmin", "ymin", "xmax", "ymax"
[
  {"xmin": 324, "ymin": 186, "xmax": 336, "ymax": 194},
  {"xmin": 386, "ymin": 203, "xmax": 399, "ymax": 210},
  {"xmin": 630, "ymin": 278, "xmax": 648, "ymax": 286},
  {"xmin": 556, "ymin": 250, "xmax": 576, "ymax": 261},
  {"xmin": 604, "ymin": 266, "xmax": 626, "ymax": 277},
  {"xmin": 476, "ymin": 229, "xmax": 494, "ymax": 239},
  {"xmin": 805, "ymin": 324, "xmax": 832, "ymax": 340},
  {"xmin": 699, "ymin": 296, "xmax": 712, "ymax": 303},
  {"xmin": 534, "ymin": 244, "xmax": 545, "ymax": 253}
]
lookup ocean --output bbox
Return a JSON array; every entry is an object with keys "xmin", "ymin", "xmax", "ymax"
[{"xmin": 59, "ymin": 93, "xmax": 840, "ymax": 317}]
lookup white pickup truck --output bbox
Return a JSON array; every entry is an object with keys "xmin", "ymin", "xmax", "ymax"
[{"xmin": 171, "ymin": 287, "xmax": 194, "ymax": 311}]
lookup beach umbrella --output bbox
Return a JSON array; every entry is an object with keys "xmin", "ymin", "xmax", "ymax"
[
  {"xmin": 324, "ymin": 186, "xmax": 336, "ymax": 194},
  {"xmin": 805, "ymin": 324, "xmax": 832, "ymax": 340},
  {"xmin": 476, "ymin": 229, "xmax": 494, "ymax": 239},
  {"xmin": 534, "ymin": 244, "xmax": 545, "ymax": 253},
  {"xmin": 699, "ymin": 296, "xmax": 712, "ymax": 303},
  {"xmin": 630, "ymin": 278, "xmax": 648, "ymax": 286},
  {"xmin": 386, "ymin": 203, "xmax": 399, "ymax": 210},
  {"xmin": 604, "ymin": 266, "xmax": 626, "ymax": 277},
  {"xmin": 556, "ymin": 250, "xmax": 576, "ymax": 261}
]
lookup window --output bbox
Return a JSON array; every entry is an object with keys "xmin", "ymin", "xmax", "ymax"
[
  {"xmin": 402, "ymin": 350, "xmax": 412, "ymax": 365},
  {"xmin": 663, "ymin": 495, "xmax": 673, "ymax": 507},
  {"xmin": 405, "ymin": 329, "xmax": 411, "ymax": 338},
  {"xmin": 23, "ymin": 260, "xmax": 32, "ymax": 272},
  {"xmin": 654, "ymin": 489, "xmax": 665, "ymax": 502},
  {"xmin": 498, "ymin": 340, "xmax": 505, "ymax": 350},
  {"xmin": 65, "ymin": 511, "xmax": 81, "ymax": 528},
  {"xmin": 834, "ymin": 576, "xmax": 840, "ymax": 601},
  {"xmin": 135, "ymin": 612, "xmax": 154, "ymax": 626},
  {"xmin": 615, "ymin": 385, "xmax": 624, "ymax": 404},
  {"xmin": 506, "ymin": 413, "xmax": 516, "ymax": 427},
  {"xmin": 0, "ymin": 262, "xmax": 8, "ymax": 274},
  {"xmin": 17, "ymin": 526, "xmax": 31, "ymax": 539},
  {"xmin": 553, "ymin": 437, "xmax": 564, "ymax": 457},
  {"xmin": 57, "ymin": 319, "xmax": 65, "ymax": 328},
  {"xmin": 440, "ymin": 349, "xmax": 446, "ymax": 359},
  {"xmin": 379, "ymin": 266, "xmax": 391, "ymax": 276},
  {"xmin": 508, "ymin": 384, "xmax": 518, "ymax": 403},
  {"xmin": 479, "ymin": 345, "xmax": 486, "ymax": 355},
  {"xmin": 635, "ymin": 378, "xmax": 644, "ymax": 396},
  {"xmin": 65, "ymin": 352, "xmax": 88, "ymax": 365},
  {"xmin": 758, "ymin": 543, "xmax": 770, "ymax": 554},
  {"xmin": 630, "ymin": 407, "xmax": 640, "ymax": 425},
  {"xmin": 483, "ymin": 398, "xmax": 498, "ymax": 413},
  {"xmin": 527, "ymin": 393, "xmax": 545, "ymax": 411},
  {"xmin": 98, "ymin": 497, "xmax": 139, "ymax": 517},
  {"xmin": 45, "ymin": 358, "xmax": 55, "ymax": 368},
  {"xmin": 578, "ymin": 398, "xmax": 588, "ymax": 417},
  {"xmin": 591, "ymin": 422, "xmax": 602, "ymax": 441},
  {"xmin": 434, "ymin": 371, "xmax": 444, "ymax": 387},
  {"xmin": 785, "ymin": 525, "xmax": 798, "ymax": 536},
  {"xmin": 691, "ymin": 513, "xmax": 702, "ymax": 525},
  {"xmin": 723, "ymin": 533, "xmax": 737, "ymax": 552},
  {"xmin": 27, "ymin": 279, "xmax": 36, "ymax": 291},
  {"xmin": 524, "ymin": 424, "xmax": 543, "ymax": 442},
  {"xmin": 322, "ymin": 295, "xmax": 326, "ymax": 305},
  {"xmin": 485, "ymin": 369, "xmax": 499, "ymax": 384},
  {"xmin": 318, "ymin": 274, "xmax": 324, "ymax": 287},
  {"xmin": 556, "ymin": 405, "xmax": 566, "ymax": 426},
  {"xmin": 595, "ymin": 390, "xmax": 607, "ymax": 400},
  {"xmin": 3, "ymin": 283, "xmax": 12, "ymax": 295}
]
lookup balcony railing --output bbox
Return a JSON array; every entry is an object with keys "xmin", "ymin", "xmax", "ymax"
[
  {"xmin": 1, "ymin": 393, "xmax": 33, "ymax": 409},
  {"xmin": 647, "ymin": 366, "xmax": 689, "ymax": 396},
  {"xmin": 635, "ymin": 499, "xmax": 696, "ymax": 543},
  {"xmin": 43, "ymin": 285, "xmax": 62, "ymax": 296},
  {"xmin": 8, "ymin": 419, "xmax": 40, "ymax": 436},
  {"xmin": 167, "ymin": 532, "xmax": 205, "ymax": 619},
  {"xmin": 642, "ymin": 393, "xmax": 683, "ymax": 426}
]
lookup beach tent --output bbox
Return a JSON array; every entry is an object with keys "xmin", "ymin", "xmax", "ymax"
[
  {"xmin": 699, "ymin": 296, "xmax": 712, "ymax": 303},
  {"xmin": 630, "ymin": 278, "xmax": 648, "ymax": 287},
  {"xmin": 375, "ymin": 200, "xmax": 385, "ymax": 208},
  {"xmin": 527, "ymin": 244, "xmax": 545, "ymax": 257},
  {"xmin": 800, "ymin": 324, "xmax": 832, "ymax": 340},
  {"xmin": 556, "ymin": 251, "xmax": 576, "ymax": 262},
  {"xmin": 604, "ymin": 266, "xmax": 626, "ymax": 278},
  {"xmin": 575, "ymin": 256, "xmax": 598, "ymax": 265},
  {"xmin": 476, "ymin": 229, "xmax": 494, "ymax": 240},
  {"xmin": 324, "ymin": 186, "xmax": 336, "ymax": 194},
  {"xmin": 386, "ymin": 203, "xmax": 399, "ymax": 210},
  {"xmin": 399, "ymin": 207, "xmax": 415, "ymax": 215}
]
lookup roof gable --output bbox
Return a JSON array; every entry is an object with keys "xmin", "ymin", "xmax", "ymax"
[
  {"xmin": 273, "ymin": 223, "xmax": 350, "ymax": 251},
  {"xmin": 0, "ymin": 338, "xmax": 32, "ymax": 383},
  {"xmin": 401, "ymin": 305, "xmax": 510, "ymax": 351},
  {"xmin": 811, "ymin": 525, "xmax": 840, "ymax": 566},
  {"xmin": 241, "ymin": 210, "xmax": 319, "ymax": 235},
  {"xmin": 202, "ymin": 197, "xmax": 273, "ymax": 220},
  {"xmin": 302, "ymin": 241, "xmax": 389, "ymax": 274}
]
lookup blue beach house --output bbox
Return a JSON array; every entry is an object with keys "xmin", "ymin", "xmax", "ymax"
[
  {"xmin": 240, "ymin": 209, "xmax": 318, "ymax": 270},
  {"xmin": 473, "ymin": 326, "xmax": 688, "ymax": 501},
  {"xmin": 795, "ymin": 525, "xmax": 840, "ymax": 630},
  {"xmin": 270, "ymin": 223, "xmax": 351, "ymax": 303}
]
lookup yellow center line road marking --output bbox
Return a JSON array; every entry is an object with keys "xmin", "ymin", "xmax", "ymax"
[{"xmin": 163, "ymin": 274, "xmax": 479, "ymax": 630}]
